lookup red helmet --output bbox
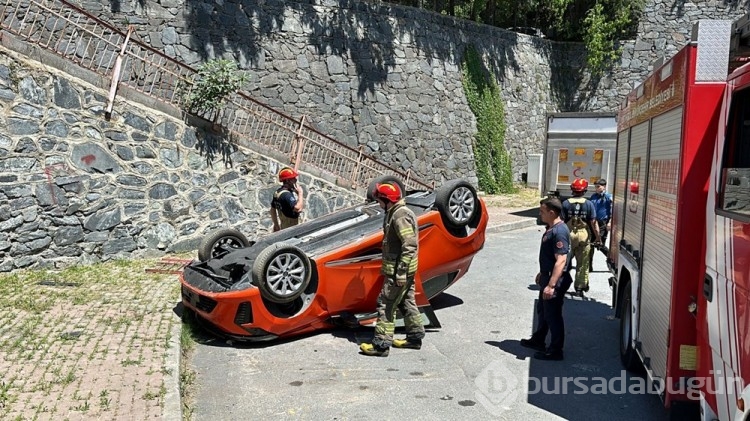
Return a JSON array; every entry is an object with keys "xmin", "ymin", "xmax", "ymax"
[
  {"xmin": 374, "ymin": 183, "xmax": 401, "ymax": 203},
  {"xmin": 278, "ymin": 167, "xmax": 298, "ymax": 182},
  {"xmin": 571, "ymin": 178, "xmax": 589, "ymax": 192}
]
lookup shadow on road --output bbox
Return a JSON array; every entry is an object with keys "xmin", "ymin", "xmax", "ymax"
[
  {"xmin": 485, "ymin": 339, "xmax": 535, "ymax": 361},
  {"xmin": 486, "ymin": 294, "xmax": 670, "ymax": 421},
  {"xmin": 510, "ymin": 207, "xmax": 539, "ymax": 218},
  {"xmin": 429, "ymin": 292, "xmax": 465, "ymax": 310}
]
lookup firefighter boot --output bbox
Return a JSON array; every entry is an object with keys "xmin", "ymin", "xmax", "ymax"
[
  {"xmin": 393, "ymin": 338, "xmax": 422, "ymax": 350},
  {"xmin": 359, "ymin": 342, "xmax": 389, "ymax": 357}
]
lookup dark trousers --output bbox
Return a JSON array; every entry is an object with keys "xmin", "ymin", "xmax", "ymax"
[
  {"xmin": 589, "ymin": 219, "xmax": 609, "ymax": 269},
  {"xmin": 597, "ymin": 219, "xmax": 609, "ymax": 246},
  {"xmin": 531, "ymin": 291, "xmax": 565, "ymax": 353}
]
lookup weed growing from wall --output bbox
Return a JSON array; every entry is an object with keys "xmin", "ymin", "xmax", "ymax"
[
  {"xmin": 461, "ymin": 46, "xmax": 515, "ymax": 194},
  {"xmin": 181, "ymin": 59, "xmax": 248, "ymax": 120}
]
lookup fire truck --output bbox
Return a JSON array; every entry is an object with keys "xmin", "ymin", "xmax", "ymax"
[{"xmin": 610, "ymin": 13, "xmax": 750, "ymax": 420}]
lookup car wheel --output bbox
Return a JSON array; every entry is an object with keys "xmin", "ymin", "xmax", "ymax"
[
  {"xmin": 198, "ymin": 228, "xmax": 251, "ymax": 261},
  {"xmin": 252, "ymin": 243, "xmax": 312, "ymax": 304},
  {"xmin": 435, "ymin": 179, "xmax": 479, "ymax": 228},
  {"xmin": 366, "ymin": 175, "xmax": 406, "ymax": 202},
  {"xmin": 619, "ymin": 285, "xmax": 641, "ymax": 372}
]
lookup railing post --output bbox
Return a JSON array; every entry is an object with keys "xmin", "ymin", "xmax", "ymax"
[
  {"xmin": 291, "ymin": 115, "xmax": 306, "ymax": 169},
  {"xmin": 105, "ymin": 25, "xmax": 134, "ymax": 118},
  {"xmin": 351, "ymin": 145, "xmax": 364, "ymax": 189}
]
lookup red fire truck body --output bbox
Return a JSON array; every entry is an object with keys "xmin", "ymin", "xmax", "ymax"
[{"xmin": 611, "ymin": 16, "xmax": 750, "ymax": 420}]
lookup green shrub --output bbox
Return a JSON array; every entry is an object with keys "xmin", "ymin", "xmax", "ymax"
[
  {"xmin": 461, "ymin": 46, "xmax": 515, "ymax": 194},
  {"xmin": 182, "ymin": 59, "xmax": 248, "ymax": 118},
  {"xmin": 583, "ymin": 1, "xmax": 643, "ymax": 74},
  {"xmin": 388, "ymin": 0, "xmax": 645, "ymax": 75}
]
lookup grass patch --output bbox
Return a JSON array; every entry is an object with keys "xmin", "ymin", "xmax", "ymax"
[
  {"xmin": 99, "ymin": 389, "xmax": 111, "ymax": 410},
  {"xmin": 121, "ymin": 358, "xmax": 142, "ymax": 367},
  {"xmin": 59, "ymin": 371, "xmax": 76, "ymax": 385},
  {"xmin": 482, "ymin": 186, "xmax": 543, "ymax": 208},
  {"xmin": 72, "ymin": 401, "xmax": 90, "ymax": 412},
  {"xmin": 179, "ymin": 315, "xmax": 202, "ymax": 421},
  {"xmin": 0, "ymin": 379, "xmax": 14, "ymax": 409},
  {"xmin": 143, "ymin": 384, "xmax": 167, "ymax": 401}
]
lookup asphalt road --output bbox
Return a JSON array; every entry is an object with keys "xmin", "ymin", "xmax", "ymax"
[{"xmin": 189, "ymin": 226, "xmax": 669, "ymax": 420}]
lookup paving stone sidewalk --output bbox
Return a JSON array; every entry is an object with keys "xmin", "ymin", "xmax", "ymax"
[{"xmin": 0, "ymin": 260, "xmax": 181, "ymax": 421}]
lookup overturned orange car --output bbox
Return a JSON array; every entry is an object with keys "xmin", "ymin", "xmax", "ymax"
[{"xmin": 179, "ymin": 178, "xmax": 488, "ymax": 342}]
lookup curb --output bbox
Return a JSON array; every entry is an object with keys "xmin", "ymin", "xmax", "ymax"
[
  {"xmin": 163, "ymin": 314, "xmax": 182, "ymax": 421},
  {"xmin": 486, "ymin": 218, "xmax": 539, "ymax": 234}
]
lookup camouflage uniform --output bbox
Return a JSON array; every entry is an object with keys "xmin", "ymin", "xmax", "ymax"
[{"xmin": 371, "ymin": 199, "xmax": 425, "ymax": 349}]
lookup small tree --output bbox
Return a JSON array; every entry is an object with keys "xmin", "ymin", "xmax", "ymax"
[
  {"xmin": 583, "ymin": 0, "xmax": 643, "ymax": 74},
  {"xmin": 182, "ymin": 59, "xmax": 248, "ymax": 119}
]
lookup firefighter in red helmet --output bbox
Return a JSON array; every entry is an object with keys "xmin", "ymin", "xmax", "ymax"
[
  {"xmin": 269, "ymin": 167, "xmax": 304, "ymax": 231},
  {"xmin": 561, "ymin": 178, "xmax": 601, "ymax": 296},
  {"xmin": 359, "ymin": 182, "xmax": 425, "ymax": 356}
]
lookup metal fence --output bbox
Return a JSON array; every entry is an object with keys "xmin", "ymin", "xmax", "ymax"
[{"xmin": 0, "ymin": 0, "xmax": 431, "ymax": 191}]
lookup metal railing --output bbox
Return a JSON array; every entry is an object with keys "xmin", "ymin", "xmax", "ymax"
[{"xmin": 0, "ymin": 0, "xmax": 431, "ymax": 191}]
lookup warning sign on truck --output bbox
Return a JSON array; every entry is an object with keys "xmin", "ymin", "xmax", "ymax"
[{"xmin": 554, "ymin": 147, "xmax": 606, "ymax": 187}]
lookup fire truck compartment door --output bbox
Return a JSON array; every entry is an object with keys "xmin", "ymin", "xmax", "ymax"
[{"xmin": 636, "ymin": 107, "xmax": 683, "ymax": 381}]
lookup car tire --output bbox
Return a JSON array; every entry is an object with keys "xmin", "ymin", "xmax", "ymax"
[
  {"xmin": 434, "ymin": 179, "xmax": 479, "ymax": 229},
  {"xmin": 366, "ymin": 175, "xmax": 406, "ymax": 202},
  {"xmin": 252, "ymin": 243, "xmax": 312, "ymax": 304},
  {"xmin": 619, "ymin": 285, "xmax": 641, "ymax": 372},
  {"xmin": 198, "ymin": 228, "xmax": 251, "ymax": 261}
]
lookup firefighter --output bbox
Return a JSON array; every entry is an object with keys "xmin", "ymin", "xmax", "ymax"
[
  {"xmin": 588, "ymin": 178, "xmax": 612, "ymax": 271},
  {"xmin": 359, "ymin": 182, "xmax": 425, "ymax": 357},
  {"xmin": 269, "ymin": 167, "xmax": 304, "ymax": 231},
  {"xmin": 561, "ymin": 178, "xmax": 601, "ymax": 296},
  {"xmin": 520, "ymin": 196, "xmax": 571, "ymax": 360}
]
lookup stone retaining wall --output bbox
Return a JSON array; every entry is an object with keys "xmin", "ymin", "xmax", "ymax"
[
  {"xmin": 2, "ymin": 0, "xmax": 748, "ymax": 269},
  {"xmin": 0, "ymin": 47, "xmax": 361, "ymax": 272},
  {"xmin": 70, "ymin": 0, "xmax": 748, "ymax": 183}
]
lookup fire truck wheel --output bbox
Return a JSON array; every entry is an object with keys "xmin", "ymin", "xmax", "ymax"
[{"xmin": 619, "ymin": 285, "xmax": 642, "ymax": 372}]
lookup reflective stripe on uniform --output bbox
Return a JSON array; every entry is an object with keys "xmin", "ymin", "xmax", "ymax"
[
  {"xmin": 375, "ymin": 321, "xmax": 395, "ymax": 337},
  {"xmin": 400, "ymin": 257, "xmax": 418, "ymax": 274},
  {"xmin": 382, "ymin": 261, "xmax": 396, "ymax": 275}
]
